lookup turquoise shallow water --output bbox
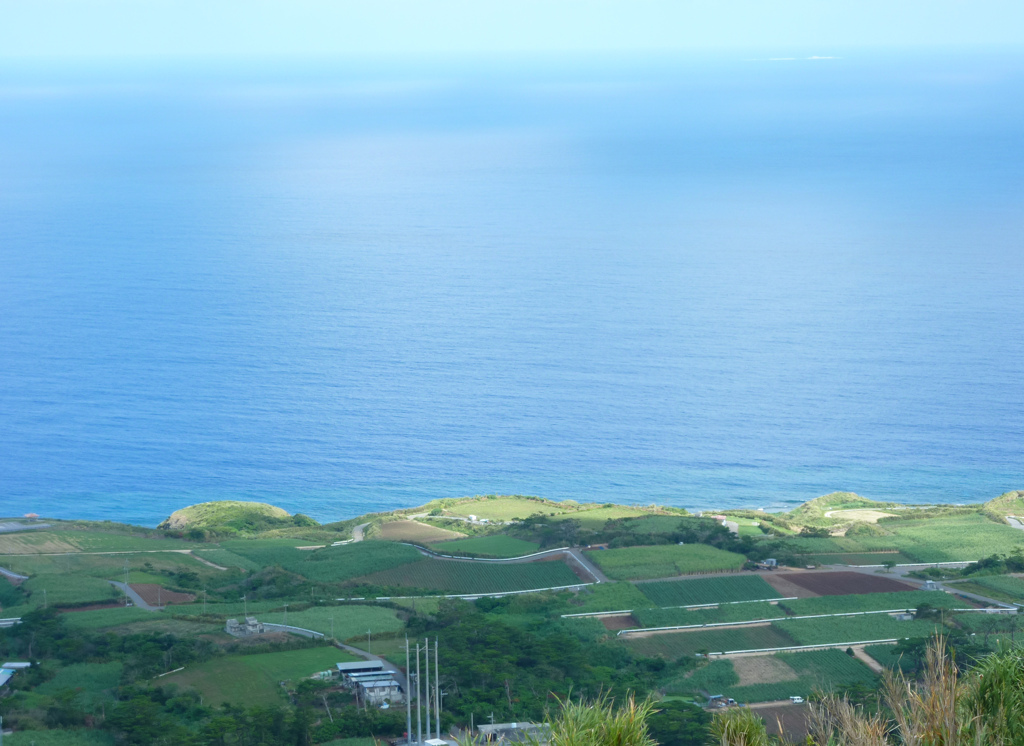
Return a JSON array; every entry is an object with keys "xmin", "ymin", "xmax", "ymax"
[{"xmin": 1, "ymin": 54, "xmax": 1023, "ymax": 525}]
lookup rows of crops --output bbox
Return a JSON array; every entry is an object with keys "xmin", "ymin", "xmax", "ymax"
[
  {"xmin": 193, "ymin": 548, "xmax": 261, "ymax": 572},
  {"xmin": 224, "ymin": 540, "xmax": 423, "ymax": 583},
  {"xmin": 433, "ymin": 535, "xmax": 541, "ymax": 558},
  {"xmin": 638, "ymin": 575, "xmax": 782, "ymax": 607},
  {"xmin": 21, "ymin": 573, "xmax": 120, "ymax": 607},
  {"xmin": 621, "ymin": 625, "xmax": 796, "ymax": 658},
  {"xmin": 674, "ymin": 649, "xmax": 878, "ymax": 702},
  {"xmin": 632, "ymin": 601, "xmax": 786, "ymax": 628},
  {"xmin": 586, "ymin": 545, "xmax": 746, "ymax": 580},
  {"xmin": 357, "ymin": 557, "xmax": 582, "ymax": 593},
  {"xmin": 779, "ymin": 591, "xmax": 968, "ymax": 617},
  {"xmin": 771, "ymin": 615, "xmax": 944, "ymax": 645},
  {"xmin": 565, "ymin": 582, "xmax": 656, "ymax": 613},
  {"xmin": 802, "ymin": 553, "xmax": 916, "ymax": 566},
  {"xmin": 953, "ymin": 575, "xmax": 1024, "ymax": 602}
]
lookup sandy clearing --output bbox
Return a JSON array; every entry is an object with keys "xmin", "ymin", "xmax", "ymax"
[{"xmin": 732, "ymin": 655, "xmax": 799, "ymax": 685}]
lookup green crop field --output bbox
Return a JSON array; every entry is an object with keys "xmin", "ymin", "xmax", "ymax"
[
  {"xmin": 47, "ymin": 530, "xmax": 197, "ymax": 552},
  {"xmin": 0, "ymin": 550, "xmax": 213, "ymax": 580},
  {"xmin": 433, "ymin": 535, "xmax": 541, "ymax": 558},
  {"xmin": 36, "ymin": 661, "xmax": 123, "ymax": 710},
  {"xmin": 21, "ymin": 573, "xmax": 120, "ymax": 607},
  {"xmin": 864, "ymin": 643, "xmax": 914, "ymax": 673},
  {"xmin": 193, "ymin": 548, "xmax": 261, "ymax": 571},
  {"xmin": 5, "ymin": 732, "xmax": 116, "ymax": 746},
  {"xmin": 445, "ymin": 497, "xmax": 572, "ymax": 521},
  {"xmin": 357, "ymin": 558, "xmax": 581, "ymax": 594},
  {"xmin": 633, "ymin": 601, "xmax": 786, "ymax": 628},
  {"xmin": 771, "ymin": 615, "xmax": 944, "ymax": 645},
  {"xmin": 585, "ymin": 545, "xmax": 745, "ymax": 580},
  {"xmin": 61, "ymin": 606, "xmax": 159, "ymax": 630},
  {"xmin": 563, "ymin": 582, "xmax": 656, "ymax": 613},
  {"xmin": 801, "ymin": 553, "xmax": 916, "ymax": 566},
  {"xmin": 638, "ymin": 575, "xmax": 782, "ymax": 607},
  {"xmin": 550, "ymin": 506, "xmax": 653, "ymax": 528},
  {"xmin": 621, "ymin": 625, "xmax": 796, "ymax": 658},
  {"xmin": 264, "ymin": 604, "xmax": 404, "ymax": 639},
  {"xmin": 780, "ymin": 592, "xmax": 969, "ymax": 617},
  {"xmin": 618, "ymin": 516, "xmax": 687, "ymax": 534},
  {"xmin": 162, "ymin": 647, "xmax": 359, "ymax": 707},
  {"xmin": 224, "ymin": 540, "xmax": 423, "ymax": 583},
  {"xmin": 950, "ymin": 575, "xmax": 1024, "ymax": 603},
  {"xmin": 675, "ymin": 649, "xmax": 877, "ymax": 703}
]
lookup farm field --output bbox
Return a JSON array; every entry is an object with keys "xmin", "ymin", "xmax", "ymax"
[
  {"xmin": 802, "ymin": 553, "xmax": 916, "ymax": 566},
  {"xmin": 864, "ymin": 643, "xmax": 913, "ymax": 673},
  {"xmin": 264, "ymin": 604, "xmax": 404, "ymax": 639},
  {"xmin": 356, "ymin": 557, "xmax": 581, "ymax": 593},
  {"xmin": 223, "ymin": 540, "xmax": 423, "ymax": 583},
  {"xmin": 0, "ymin": 550, "xmax": 217, "ymax": 581},
  {"xmin": 562, "ymin": 582, "xmax": 656, "ymax": 613},
  {"xmin": 675, "ymin": 649, "xmax": 877, "ymax": 702},
  {"xmin": 585, "ymin": 545, "xmax": 745, "ymax": 580},
  {"xmin": 638, "ymin": 575, "xmax": 783, "ymax": 607},
  {"xmin": 778, "ymin": 571, "xmax": 915, "ymax": 596},
  {"xmin": 433, "ymin": 535, "xmax": 541, "ymax": 558},
  {"xmin": 771, "ymin": 615, "xmax": 944, "ymax": 645},
  {"xmin": 21, "ymin": 573, "xmax": 120, "ymax": 608},
  {"xmin": 443, "ymin": 497, "xmax": 572, "ymax": 521},
  {"xmin": 618, "ymin": 516, "xmax": 687, "ymax": 534},
  {"xmin": 621, "ymin": 625, "xmax": 796, "ymax": 658},
  {"xmin": 59, "ymin": 606, "xmax": 157, "ymax": 630},
  {"xmin": 549, "ymin": 506, "xmax": 654, "ymax": 528},
  {"xmin": 948, "ymin": 575, "xmax": 1024, "ymax": 603},
  {"xmin": 0, "ymin": 531, "xmax": 80, "ymax": 554},
  {"xmin": 162, "ymin": 647, "xmax": 359, "ymax": 706},
  {"xmin": 779, "ymin": 591, "xmax": 969, "ymax": 616},
  {"xmin": 632, "ymin": 601, "xmax": 786, "ymax": 628},
  {"xmin": 377, "ymin": 520, "xmax": 465, "ymax": 544},
  {"xmin": 192, "ymin": 547, "xmax": 261, "ymax": 571}
]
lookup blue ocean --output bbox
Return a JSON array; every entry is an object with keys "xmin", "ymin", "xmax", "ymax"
[{"xmin": 1, "ymin": 52, "xmax": 1023, "ymax": 526}]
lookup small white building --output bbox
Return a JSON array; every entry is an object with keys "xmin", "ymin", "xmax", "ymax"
[{"xmin": 226, "ymin": 616, "xmax": 265, "ymax": 637}]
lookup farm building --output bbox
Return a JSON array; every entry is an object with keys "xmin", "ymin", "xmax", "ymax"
[
  {"xmin": 336, "ymin": 660, "xmax": 385, "ymax": 676},
  {"xmin": 336, "ymin": 660, "xmax": 404, "ymax": 705},
  {"xmin": 225, "ymin": 616, "xmax": 265, "ymax": 637}
]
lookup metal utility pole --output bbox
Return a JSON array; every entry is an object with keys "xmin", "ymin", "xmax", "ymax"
[
  {"xmin": 330, "ymin": 614, "xmax": 334, "ymax": 640},
  {"xmin": 368, "ymin": 629, "xmax": 372, "ymax": 654},
  {"xmin": 42, "ymin": 589, "xmax": 47, "ymax": 610},
  {"xmin": 424, "ymin": 638, "xmax": 431, "ymax": 740},
  {"xmin": 416, "ymin": 643, "xmax": 423, "ymax": 745},
  {"xmin": 434, "ymin": 637, "xmax": 440, "ymax": 739},
  {"xmin": 124, "ymin": 559, "xmax": 130, "ymax": 607},
  {"xmin": 242, "ymin": 594, "xmax": 247, "ymax": 617},
  {"xmin": 405, "ymin": 638, "xmax": 413, "ymax": 745},
  {"xmin": 284, "ymin": 603, "xmax": 288, "ymax": 626}
]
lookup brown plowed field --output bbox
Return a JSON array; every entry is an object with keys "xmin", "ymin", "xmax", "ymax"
[
  {"xmin": 129, "ymin": 584, "xmax": 195, "ymax": 606},
  {"xmin": 600, "ymin": 614, "xmax": 636, "ymax": 631},
  {"xmin": 780, "ymin": 571, "xmax": 914, "ymax": 596},
  {"xmin": 762, "ymin": 573, "xmax": 820, "ymax": 598}
]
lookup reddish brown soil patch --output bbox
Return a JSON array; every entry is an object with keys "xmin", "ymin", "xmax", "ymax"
[
  {"xmin": 129, "ymin": 584, "xmax": 195, "ymax": 606},
  {"xmin": 60, "ymin": 603, "xmax": 124, "ymax": 613},
  {"xmin": 780, "ymin": 571, "xmax": 914, "ymax": 596},
  {"xmin": 761, "ymin": 573, "xmax": 820, "ymax": 599},
  {"xmin": 600, "ymin": 614, "xmax": 637, "ymax": 631}
]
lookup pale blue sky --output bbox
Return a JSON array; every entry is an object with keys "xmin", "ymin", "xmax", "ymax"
[{"xmin": 2, "ymin": 0, "xmax": 1023, "ymax": 59}]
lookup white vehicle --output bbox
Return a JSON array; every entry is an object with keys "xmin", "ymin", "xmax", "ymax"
[{"xmin": 790, "ymin": 696, "xmax": 804, "ymax": 704}]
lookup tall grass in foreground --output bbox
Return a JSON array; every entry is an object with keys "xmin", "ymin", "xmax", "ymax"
[{"xmin": 713, "ymin": 637, "xmax": 1024, "ymax": 745}]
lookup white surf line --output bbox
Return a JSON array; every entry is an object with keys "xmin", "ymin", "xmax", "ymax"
[{"xmin": 615, "ymin": 606, "xmax": 973, "ymax": 636}]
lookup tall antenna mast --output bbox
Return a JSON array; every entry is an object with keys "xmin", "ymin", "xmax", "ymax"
[
  {"xmin": 434, "ymin": 636, "xmax": 440, "ymax": 739},
  {"xmin": 416, "ymin": 643, "xmax": 422, "ymax": 745},
  {"xmin": 424, "ymin": 638, "xmax": 431, "ymax": 739},
  {"xmin": 405, "ymin": 638, "xmax": 413, "ymax": 746}
]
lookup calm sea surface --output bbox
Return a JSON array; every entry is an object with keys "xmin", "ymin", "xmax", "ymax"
[{"xmin": 2, "ymin": 53, "xmax": 1023, "ymax": 526}]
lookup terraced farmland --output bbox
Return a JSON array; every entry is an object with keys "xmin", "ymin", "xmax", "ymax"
[
  {"xmin": 638, "ymin": 575, "xmax": 782, "ymax": 607},
  {"xmin": 632, "ymin": 601, "xmax": 786, "ymax": 628},
  {"xmin": 356, "ymin": 557, "xmax": 582, "ymax": 594},
  {"xmin": 224, "ymin": 540, "xmax": 422, "ymax": 583},
  {"xmin": 675, "ymin": 649, "xmax": 877, "ymax": 702},
  {"xmin": 621, "ymin": 625, "xmax": 796, "ymax": 658},
  {"xmin": 771, "ymin": 615, "xmax": 945, "ymax": 645},
  {"xmin": 780, "ymin": 591, "xmax": 969, "ymax": 616},
  {"xmin": 433, "ymin": 535, "xmax": 541, "ymax": 558},
  {"xmin": 586, "ymin": 544, "xmax": 746, "ymax": 580}
]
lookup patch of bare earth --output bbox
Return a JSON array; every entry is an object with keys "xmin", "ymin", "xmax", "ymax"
[
  {"xmin": 781, "ymin": 571, "xmax": 915, "ymax": 596},
  {"xmin": 379, "ymin": 520, "xmax": 466, "ymax": 543},
  {"xmin": 762, "ymin": 572, "xmax": 820, "ymax": 598},
  {"xmin": 753, "ymin": 705, "xmax": 810, "ymax": 740},
  {"xmin": 129, "ymin": 584, "xmax": 195, "ymax": 605},
  {"xmin": 600, "ymin": 614, "xmax": 637, "ymax": 631},
  {"xmin": 732, "ymin": 655, "xmax": 799, "ymax": 686}
]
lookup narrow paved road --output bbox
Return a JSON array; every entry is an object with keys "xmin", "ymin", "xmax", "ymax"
[
  {"xmin": 352, "ymin": 522, "xmax": 370, "ymax": 541},
  {"xmin": 108, "ymin": 580, "xmax": 163, "ymax": 611}
]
